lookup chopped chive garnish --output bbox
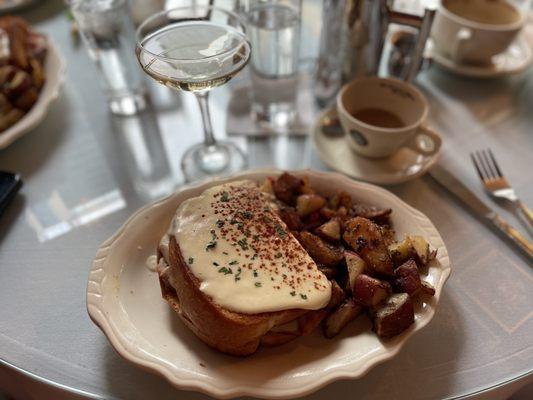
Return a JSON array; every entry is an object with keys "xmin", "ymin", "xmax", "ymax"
[
  {"xmin": 290, "ymin": 291, "xmax": 296, "ymax": 296},
  {"xmin": 229, "ymin": 260, "xmax": 238, "ymax": 265},
  {"xmin": 274, "ymin": 224, "xmax": 287, "ymax": 239},
  {"xmin": 237, "ymin": 238, "xmax": 249, "ymax": 250},
  {"xmin": 275, "ymin": 252, "xmax": 282, "ymax": 258},
  {"xmin": 220, "ymin": 191, "xmax": 229, "ymax": 202},
  {"xmin": 234, "ymin": 267, "xmax": 242, "ymax": 282},
  {"xmin": 253, "ymin": 270, "xmax": 258, "ymax": 277},
  {"xmin": 255, "ymin": 282, "xmax": 262, "ymax": 287},
  {"xmin": 188, "ymin": 257, "xmax": 194, "ymax": 264},
  {"xmin": 216, "ymin": 219, "xmax": 225, "ymax": 228},
  {"xmin": 300, "ymin": 294, "xmax": 308, "ymax": 300}
]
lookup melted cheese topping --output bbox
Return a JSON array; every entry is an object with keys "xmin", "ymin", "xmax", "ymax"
[{"xmin": 167, "ymin": 180, "xmax": 331, "ymax": 314}]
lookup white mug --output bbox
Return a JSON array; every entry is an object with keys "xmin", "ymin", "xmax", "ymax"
[
  {"xmin": 432, "ymin": 0, "xmax": 524, "ymax": 65},
  {"xmin": 337, "ymin": 77, "xmax": 441, "ymax": 159}
]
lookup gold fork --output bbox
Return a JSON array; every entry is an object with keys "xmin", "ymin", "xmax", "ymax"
[{"xmin": 471, "ymin": 149, "xmax": 533, "ymax": 233}]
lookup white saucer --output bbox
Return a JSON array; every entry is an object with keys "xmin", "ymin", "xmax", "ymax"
[
  {"xmin": 431, "ymin": 34, "xmax": 532, "ymax": 78},
  {"xmin": 312, "ymin": 110, "xmax": 441, "ymax": 185}
]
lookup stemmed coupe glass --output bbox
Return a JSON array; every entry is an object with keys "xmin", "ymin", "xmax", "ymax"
[{"xmin": 136, "ymin": 6, "xmax": 251, "ymax": 182}]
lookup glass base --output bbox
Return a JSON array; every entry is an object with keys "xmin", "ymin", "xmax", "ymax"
[
  {"xmin": 181, "ymin": 141, "xmax": 247, "ymax": 182},
  {"xmin": 109, "ymin": 93, "xmax": 147, "ymax": 116},
  {"xmin": 252, "ymin": 102, "xmax": 296, "ymax": 131}
]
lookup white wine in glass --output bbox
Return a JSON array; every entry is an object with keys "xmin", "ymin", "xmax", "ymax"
[{"xmin": 136, "ymin": 6, "xmax": 251, "ymax": 182}]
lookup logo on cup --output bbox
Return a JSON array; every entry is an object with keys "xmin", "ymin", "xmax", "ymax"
[{"xmin": 350, "ymin": 130, "xmax": 368, "ymax": 146}]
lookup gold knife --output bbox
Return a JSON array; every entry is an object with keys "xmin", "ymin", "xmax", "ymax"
[{"xmin": 430, "ymin": 165, "xmax": 533, "ymax": 261}]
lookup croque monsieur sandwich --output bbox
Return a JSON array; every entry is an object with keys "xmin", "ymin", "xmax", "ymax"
[{"xmin": 157, "ymin": 180, "xmax": 332, "ymax": 356}]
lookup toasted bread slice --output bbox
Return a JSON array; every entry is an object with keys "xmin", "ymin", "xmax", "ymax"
[{"xmin": 157, "ymin": 235, "xmax": 308, "ymax": 356}]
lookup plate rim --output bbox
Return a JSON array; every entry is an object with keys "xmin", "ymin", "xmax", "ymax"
[
  {"xmin": 0, "ymin": 39, "xmax": 66, "ymax": 150},
  {"xmin": 311, "ymin": 110, "xmax": 441, "ymax": 185},
  {"xmin": 87, "ymin": 168, "xmax": 452, "ymax": 399}
]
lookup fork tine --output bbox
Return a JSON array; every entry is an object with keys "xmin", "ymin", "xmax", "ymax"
[
  {"xmin": 470, "ymin": 152, "xmax": 486, "ymax": 181},
  {"xmin": 480, "ymin": 149, "xmax": 496, "ymax": 180},
  {"xmin": 487, "ymin": 149, "xmax": 503, "ymax": 178},
  {"xmin": 475, "ymin": 150, "xmax": 491, "ymax": 181}
]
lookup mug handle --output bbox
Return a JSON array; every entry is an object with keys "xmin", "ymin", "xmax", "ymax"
[
  {"xmin": 404, "ymin": 126, "xmax": 442, "ymax": 156},
  {"xmin": 451, "ymin": 28, "xmax": 472, "ymax": 64}
]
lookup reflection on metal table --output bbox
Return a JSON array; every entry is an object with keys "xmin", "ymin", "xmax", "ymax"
[{"xmin": 0, "ymin": 1, "xmax": 532, "ymax": 399}]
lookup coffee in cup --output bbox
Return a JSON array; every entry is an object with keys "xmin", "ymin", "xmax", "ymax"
[
  {"xmin": 432, "ymin": 0, "xmax": 524, "ymax": 65},
  {"xmin": 337, "ymin": 77, "xmax": 441, "ymax": 159}
]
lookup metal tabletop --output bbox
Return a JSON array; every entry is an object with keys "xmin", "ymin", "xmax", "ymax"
[{"xmin": 0, "ymin": 1, "xmax": 532, "ymax": 399}]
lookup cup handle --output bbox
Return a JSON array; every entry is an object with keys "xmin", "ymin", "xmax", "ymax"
[
  {"xmin": 451, "ymin": 28, "xmax": 472, "ymax": 64},
  {"xmin": 404, "ymin": 126, "xmax": 442, "ymax": 156}
]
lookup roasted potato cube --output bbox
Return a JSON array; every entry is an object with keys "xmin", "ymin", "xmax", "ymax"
[
  {"xmin": 343, "ymin": 217, "xmax": 394, "ymax": 276},
  {"xmin": 9, "ymin": 25, "xmax": 29, "ymax": 70},
  {"xmin": 300, "ymin": 176, "xmax": 315, "ymax": 194},
  {"xmin": 353, "ymin": 274, "xmax": 391, "ymax": 306},
  {"xmin": 380, "ymin": 226, "xmax": 396, "ymax": 246},
  {"xmin": 393, "ymin": 259, "xmax": 423, "ymax": 296},
  {"xmin": 351, "ymin": 204, "xmax": 392, "ymax": 220},
  {"xmin": 299, "ymin": 231, "xmax": 344, "ymax": 266},
  {"xmin": 273, "ymin": 172, "xmax": 303, "ymax": 205},
  {"xmin": 0, "ymin": 93, "xmax": 12, "ymax": 114},
  {"xmin": 296, "ymin": 194, "xmax": 326, "ymax": 217},
  {"xmin": 0, "ymin": 65, "xmax": 17, "ymax": 86},
  {"xmin": 410, "ymin": 235, "xmax": 431, "ymax": 265},
  {"xmin": 345, "ymin": 251, "xmax": 366, "ymax": 293},
  {"xmin": 0, "ymin": 107, "xmax": 23, "ymax": 131},
  {"xmin": 337, "ymin": 206, "xmax": 348, "ymax": 218},
  {"xmin": 261, "ymin": 331, "xmax": 300, "ymax": 347},
  {"xmin": 324, "ymin": 299, "xmax": 362, "ymax": 338},
  {"xmin": 388, "ymin": 238, "xmax": 415, "ymax": 266},
  {"xmin": 29, "ymin": 57, "xmax": 45, "ymax": 89},
  {"xmin": 303, "ymin": 211, "xmax": 324, "ymax": 231},
  {"xmin": 328, "ymin": 193, "xmax": 340, "ymax": 209},
  {"xmin": 298, "ymin": 309, "xmax": 328, "ymax": 335},
  {"xmin": 315, "ymin": 218, "xmax": 341, "ymax": 241},
  {"xmin": 318, "ymin": 266, "xmax": 338, "ymax": 280},
  {"xmin": 259, "ymin": 177, "xmax": 274, "ymax": 194},
  {"xmin": 327, "ymin": 280, "xmax": 346, "ymax": 310},
  {"xmin": 372, "ymin": 293, "xmax": 414, "ymax": 338},
  {"xmin": 278, "ymin": 207, "xmax": 302, "ymax": 231},
  {"xmin": 338, "ymin": 191, "xmax": 352, "ymax": 209},
  {"xmin": 319, "ymin": 207, "xmax": 336, "ymax": 220},
  {"xmin": 14, "ymin": 87, "xmax": 38, "ymax": 111},
  {"xmin": 3, "ymin": 69, "xmax": 31, "ymax": 99},
  {"xmin": 421, "ymin": 281, "xmax": 436, "ymax": 296}
]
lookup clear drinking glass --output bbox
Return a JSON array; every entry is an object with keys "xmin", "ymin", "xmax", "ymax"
[
  {"xmin": 70, "ymin": 0, "xmax": 147, "ymax": 115},
  {"xmin": 243, "ymin": 0, "xmax": 301, "ymax": 131},
  {"xmin": 136, "ymin": 6, "xmax": 251, "ymax": 182}
]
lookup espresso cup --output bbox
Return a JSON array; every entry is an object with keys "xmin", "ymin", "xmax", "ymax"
[
  {"xmin": 432, "ymin": 0, "xmax": 524, "ymax": 65},
  {"xmin": 337, "ymin": 77, "xmax": 441, "ymax": 159}
]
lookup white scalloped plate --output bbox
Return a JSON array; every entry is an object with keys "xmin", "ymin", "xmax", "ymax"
[
  {"xmin": 87, "ymin": 169, "xmax": 451, "ymax": 399},
  {"xmin": 0, "ymin": 40, "xmax": 65, "ymax": 150}
]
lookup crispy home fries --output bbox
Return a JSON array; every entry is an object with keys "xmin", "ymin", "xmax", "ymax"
[
  {"xmin": 157, "ymin": 173, "xmax": 437, "ymax": 356},
  {"xmin": 0, "ymin": 16, "xmax": 47, "ymax": 132}
]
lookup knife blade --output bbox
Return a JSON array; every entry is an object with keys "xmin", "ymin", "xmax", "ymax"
[{"xmin": 430, "ymin": 165, "xmax": 533, "ymax": 261}]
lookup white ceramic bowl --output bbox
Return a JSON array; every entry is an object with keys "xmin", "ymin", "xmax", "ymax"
[
  {"xmin": 87, "ymin": 169, "xmax": 451, "ymax": 399},
  {"xmin": 0, "ymin": 41, "xmax": 65, "ymax": 150}
]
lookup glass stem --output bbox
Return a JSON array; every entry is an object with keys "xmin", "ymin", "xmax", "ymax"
[{"xmin": 194, "ymin": 91, "xmax": 216, "ymax": 147}]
